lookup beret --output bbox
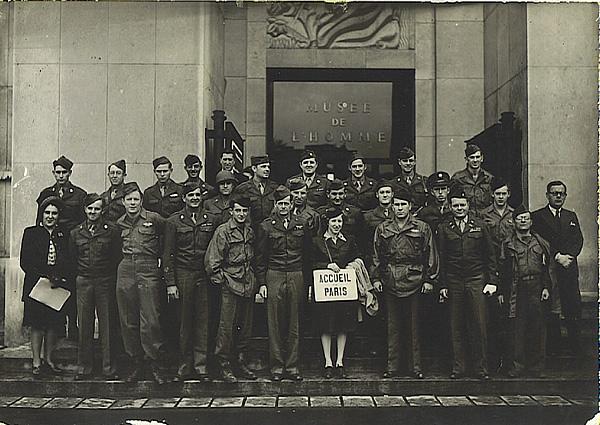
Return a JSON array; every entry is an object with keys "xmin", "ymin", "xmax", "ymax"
[
  {"xmin": 448, "ymin": 185, "xmax": 468, "ymax": 200},
  {"xmin": 465, "ymin": 143, "xmax": 481, "ymax": 157},
  {"xmin": 122, "ymin": 182, "xmax": 142, "ymax": 196},
  {"xmin": 323, "ymin": 206, "xmax": 343, "ymax": 220},
  {"xmin": 426, "ymin": 171, "xmax": 450, "ymax": 189},
  {"xmin": 490, "ymin": 176, "xmax": 508, "ymax": 192},
  {"xmin": 215, "ymin": 170, "xmax": 236, "ymax": 185},
  {"xmin": 512, "ymin": 204, "xmax": 530, "ymax": 219},
  {"xmin": 251, "ymin": 155, "xmax": 270, "ymax": 166},
  {"xmin": 152, "ymin": 156, "xmax": 172, "ymax": 169},
  {"xmin": 397, "ymin": 147, "xmax": 415, "ymax": 160},
  {"xmin": 394, "ymin": 187, "xmax": 412, "ymax": 203},
  {"xmin": 299, "ymin": 150, "xmax": 317, "ymax": 162},
  {"xmin": 52, "ymin": 155, "xmax": 73, "ymax": 170},
  {"xmin": 184, "ymin": 154, "xmax": 201, "ymax": 167},
  {"xmin": 375, "ymin": 179, "xmax": 394, "ymax": 192},
  {"xmin": 274, "ymin": 186, "xmax": 291, "ymax": 201},
  {"xmin": 231, "ymin": 195, "xmax": 252, "ymax": 208},
  {"xmin": 84, "ymin": 193, "xmax": 103, "ymax": 208},
  {"xmin": 109, "ymin": 159, "xmax": 126, "ymax": 173},
  {"xmin": 39, "ymin": 195, "xmax": 64, "ymax": 213},
  {"xmin": 182, "ymin": 182, "xmax": 203, "ymax": 196},
  {"xmin": 328, "ymin": 179, "xmax": 344, "ymax": 191},
  {"xmin": 287, "ymin": 177, "xmax": 306, "ymax": 191}
]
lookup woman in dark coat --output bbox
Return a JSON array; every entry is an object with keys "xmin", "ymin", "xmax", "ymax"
[
  {"xmin": 20, "ymin": 196, "xmax": 72, "ymax": 376},
  {"xmin": 311, "ymin": 207, "xmax": 359, "ymax": 379}
]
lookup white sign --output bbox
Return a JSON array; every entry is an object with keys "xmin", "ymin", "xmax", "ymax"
[{"xmin": 313, "ymin": 268, "xmax": 358, "ymax": 302}]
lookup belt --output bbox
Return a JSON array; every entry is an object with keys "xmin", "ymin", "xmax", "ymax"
[
  {"xmin": 122, "ymin": 253, "xmax": 157, "ymax": 260},
  {"xmin": 519, "ymin": 274, "xmax": 541, "ymax": 281}
]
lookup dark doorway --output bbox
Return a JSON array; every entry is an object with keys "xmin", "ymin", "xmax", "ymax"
[{"xmin": 267, "ymin": 68, "xmax": 415, "ymax": 184}]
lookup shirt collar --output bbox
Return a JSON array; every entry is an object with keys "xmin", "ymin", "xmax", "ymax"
[
  {"xmin": 548, "ymin": 205, "xmax": 561, "ymax": 216},
  {"xmin": 324, "ymin": 230, "xmax": 346, "ymax": 242}
]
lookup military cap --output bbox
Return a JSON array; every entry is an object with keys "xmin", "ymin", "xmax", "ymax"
[
  {"xmin": 84, "ymin": 193, "xmax": 103, "ymax": 208},
  {"xmin": 299, "ymin": 150, "xmax": 317, "ymax": 162},
  {"xmin": 465, "ymin": 143, "xmax": 481, "ymax": 157},
  {"xmin": 215, "ymin": 170, "xmax": 236, "ymax": 185},
  {"xmin": 394, "ymin": 187, "xmax": 412, "ymax": 203},
  {"xmin": 109, "ymin": 159, "xmax": 126, "ymax": 173},
  {"xmin": 251, "ymin": 155, "xmax": 270, "ymax": 166},
  {"xmin": 182, "ymin": 182, "xmax": 203, "ymax": 196},
  {"xmin": 347, "ymin": 155, "xmax": 365, "ymax": 167},
  {"xmin": 184, "ymin": 154, "xmax": 201, "ymax": 167},
  {"xmin": 490, "ymin": 176, "xmax": 508, "ymax": 192},
  {"xmin": 427, "ymin": 171, "xmax": 451, "ymax": 189},
  {"xmin": 287, "ymin": 177, "xmax": 306, "ymax": 191},
  {"xmin": 448, "ymin": 185, "xmax": 468, "ymax": 200},
  {"xmin": 323, "ymin": 206, "xmax": 343, "ymax": 220},
  {"xmin": 397, "ymin": 147, "xmax": 415, "ymax": 160},
  {"xmin": 375, "ymin": 179, "xmax": 394, "ymax": 193},
  {"xmin": 274, "ymin": 186, "xmax": 291, "ymax": 201},
  {"xmin": 327, "ymin": 179, "xmax": 344, "ymax": 192},
  {"xmin": 52, "ymin": 155, "xmax": 73, "ymax": 170},
  {"xmin": 512, "ymin": 204, "xmax": 530, "ymax": 219},
  {"xmin": 231, "ymin": 195, "xmax": 252, "ymax": 208},
  {"xmin": 39, "ymin": 195, "xmax": 64, "ymax": 213},
  {"xmin": 152, "ymin": 156, "xmax": 172, "ymax": 169},
  {"xmin": 122, "ymin": 182, "xmax": 142, "ymax": 196}
]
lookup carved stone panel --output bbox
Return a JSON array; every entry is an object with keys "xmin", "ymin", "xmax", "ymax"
[{"xmin": 267, "ymin": 2, "xmax": 414, "ymax": 49}]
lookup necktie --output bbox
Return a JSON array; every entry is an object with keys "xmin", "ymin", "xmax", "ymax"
[
  {"xmin": 89, "ymin": 224, "xmax": 96, "ymax": 235},
  {"xmin": 283, "ymin": 218, "xmax": 289, "ymax": 229},
  {"xmin": 459, "ymin": 220, "xmax": 465, "ymax": 233},
  {"xmin": 191, "ymin": 213, "xmax": 197, "ymax": 224},
  {"xmin": 355, "ymin": 180, "xmax": 362, "ymax": 191},
  {"xmin": 47, "ymin": 240, "xmax": 56, "ymax": 266},
  {"xmin": 160, "ymin": 185, "xmax": 166, "ymax": 197},
  {"xmin": 58, "ymin": 187, "xmax": 64, "ymax": 198},
  {"xmin": 258, "ymin": 183, "xmax": 264, "ymax": 195},
  {"xmin": 384, "ymin": 209, "xmax": 389, "ymax": 218},
  {"xmin": 555, "ymin": 210, "xmax": 561, "ymax": 232},
  {"xmin": 111, "ymin": 188, "xmax": 117, "ymax": 200}
]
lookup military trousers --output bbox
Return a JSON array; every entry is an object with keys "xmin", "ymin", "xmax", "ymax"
[
  {"xmin": 176, "ymin": 269, "xmax": 209, "ymax": 375},
  {"xmin": 448, "ymin": 281, "xmax": 488, "ymax": 375},
  {"xmin": 266, "ymin": 269, "xmax": 304, "ymax": 375},
  {"xmin": 385, "ymin": 292, "xmax": 421, "ymax": 374},
  {"xmin": 214, "ymin": 287, "xmax": 254, "ymax": 368},
  {"xmin": 76, "ymin": 275, "xmax": 117, "ymax": 376},
  {"xmin": 116, "ymin": 255, "xmax": 165, "ymax": 364}
]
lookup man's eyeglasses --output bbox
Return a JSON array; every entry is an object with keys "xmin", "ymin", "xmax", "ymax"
[{"xmin": 548, "ymin": 191, "xmax": 566, "ymax": 197}]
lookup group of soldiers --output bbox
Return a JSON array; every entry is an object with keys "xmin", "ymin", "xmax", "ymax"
[{"xmin": 29, "ymin": 143, "xmax": 584, "ymax": 383}]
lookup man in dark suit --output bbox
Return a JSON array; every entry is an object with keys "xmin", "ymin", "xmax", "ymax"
[{"xmin": 531, "ymin": 180, "xmax": 584, "ymax": 355}]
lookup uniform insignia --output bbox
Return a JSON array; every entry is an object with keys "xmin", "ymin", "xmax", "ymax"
[
  {"xmin": 294, "ymin": 225, "xmax": 303, "ymax": 230},
  {"xmin": 570, "ymin": 221, "xmax": 576, "ymax": 226},
  {"xmin": 104, "ymin": 224, "xmax": 108, "ymax": 229},
  {"xmin": 369, "ymin": 181, "xmax": 373, "ymax": 185},
  {"xmin": 169, "ymin": 193, "xmax": 179, "ymax": 198},
  {"xmin": 410, "ymin": 228, "xmax": 420, "ymax": 232},
  {"xmin": 272, "ymin": 220, "xmax": 276, "ymax": 225},
  {"xmin": 180, "ymin": 214, "xmax": 185, "ymax": 219},
  {"xmin": 69, "ymin": 188, "xmax": 73, "ymax": 193},
  {"xmin": 316, "ymin": 179, "xmax": 320, "ymax": 184},
  {"xmin": 203, "ymin": 214, "xmax": 207, "ymax": 219},
  {"xmin": 143, "ymin": 222, "xmax": 153, "ymax": 227},
  {"xmin": 469, "ymin": 227, "xmax": 482, "ymax": 232}
]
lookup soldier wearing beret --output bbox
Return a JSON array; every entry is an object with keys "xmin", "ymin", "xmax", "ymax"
[
  {"xmin": 143, "ymin": 156, "xmax": 184, "ymax": 219},
  {"xmin": 499, "ymin": 206, "xmax": 558, "ymax": 377},
  {"xmin": 391, "ymin": 147, "xmax": 428, "ymax": 213},
  {"xmin": 451, "ymin": 144, "xmax": 494, "ymax": 214},
  {"xmin": 205, "ymin": 195, "xmax": 258, "ymax": 383},
  {"xmin": 417, "ymin": 172, "xmax": 453, "ymax": 236},
  {"xmin": 233, "ymin": 156, "xmax": 279, "ymax": 227},
  {"xmin": 69, "ymin": 194, "xmax": 122, "ymax": 380},
  {"xmin": 101, "ymin": 159, "xmax": 127, "ymax": 223},
  {"xmin": 438, "ymin": 186, "xmax": 498, "ymax": 380},
  {"xmin": 256, "ymin": 186, "xmax": 309, "ymax": 381},
  {"xmin": 36, "ymin": 155, "xmax": 87, "ymax": 340},
  {"xmin": 180, "ymin": 154, "xmax": 214, "ymax": 198},
  {"xmin": 163, "ymin": 183, "xmax": 220, "ymax": 382},
  {"xmin": 286, "ymin": 150, "xmax": 330, "ymax": 209},
  {"xmin": 372, "ymin": 188, "xmax": 439, "ymax": 378},
  {"xmin": 343, "ymin": 156, "xmax": 377, "ymax": 212},
  {"xmin": 116, "ymin": 182, "xmax": 169, "ymax": 384}
]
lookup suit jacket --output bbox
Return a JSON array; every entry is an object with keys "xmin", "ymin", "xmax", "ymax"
[
  {"xmin": 531, "ymin": 205, "xmax": 583, "ymax": 259},
  {"xmin": 36, "ymin": 182, "xmax": 87, "ymax": 232}
]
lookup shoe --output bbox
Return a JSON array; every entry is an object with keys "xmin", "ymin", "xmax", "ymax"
[
  {"xmin": 102, "ymin": 373, "xmax": 120, "ymax": 380},
  {"xmin": 125, "ymin": 367, "xmax": 144, "ymax": 383},
  {"xmin": 477, "ymin": 372, "xmax": 490, "ymax": 381},
  {"xmin": 32, "ymin": 365, "xmax": 42, "ymax": 377},
  {"xmin": 196, "ymin": 373, "xmax": 211, "ymax": 382},
  {"xmin": 172, "ymin": 374, "xmax": 187, "ymax": 382},
  {"xmin": 236, "ymin": 363, "xmax": 257, "ymax": 380},
  {"xmin": 151, "ymin": 368, "xmax": 168, "ymax": 385},
  {"xmin": 324, "ymin": 366, "xmax": 333, "ymax": 379},
  {"xmin": 285, "ymin": 371, "xmax": 303, "ymax": 381},
  {"xmin": 335, "ymin": 366, "xmax": 346, "ymax": 379},
  {"xmin": 219, "ymin": 368, "xmax": 237, "ymax": 383},
  {"xmin": 382, "ymin": 370, "xmax": 396, "ymax": 379},
  {"xmin": 449, "ymin": 372, "xmax": 463, "ymax": 379},
  {"xmin": 44, "ymin": 362, "xmax": 63, "ymax": 375},
  {"xmin": 271, "ymin": 373, "xmax": 283, "ymax": 382},
  {"xmin": 414, "ymin": 371, "xmax": 424, "ymax": 379}
]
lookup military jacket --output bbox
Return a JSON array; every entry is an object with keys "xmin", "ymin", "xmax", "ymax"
[
  {"xmin": 316, "ymin": 202, "xmax": 365, "ymax": 247},
  {"xmin": 286, "ymin": 174, "xmax": 329, "ymax": 209},
  {"xmin": 417, "ymin": 202, "xmax": 452, "ymax": 236},
  {"xmin": 179, "ymin": 177, "xmax": 215, "ymax": 199},
  {"xmin": 36, "ymin": 182, "xmax": 87, "ymax": 232},
  {"xmin": 480, "ymin": 205, "xmax": 514, "ymax": 252},
  {"xmin": 291, "ymin": 204, "xmax": 320, "ymax": 236},
  {"xmin": 343, "ymin": 176, "xmax": 377, "ymax": 212},
  {"xmin": 116, "ymin": 209, "xmax": 166, "ymax": 258},
  {"xmin": 203, "ymin": 195, "xmax": 233, "ymax": 224},
  {"xmin": 233, "ymin": 178, "xmax": 279, "ymax": 226},
  {"xmin": 69, "ymin": 220, "xmax": 122, "ymax": 277},
  {"xmin": 101, "ymin": 184, "xmax": 126, "ymax": 223},
  {"xmin": 451, "ymin": 168, "xmax": 494, "ymax": 213},
  {"xmin": 142, "ymin": 179, "xmax": 184, "ymax": 218},
  {"xmin": 391, "ymin": 173, "xmax": 428, "ymax": 212}
]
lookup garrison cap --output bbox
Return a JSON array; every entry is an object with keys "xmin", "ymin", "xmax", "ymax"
[
  {"xmin": 84, "ymin": 193, "xmax": 103, "ymax": 208},
  {"xmin": 375, "ymin": 179, "xmax": 394, "ymax": 193},
  {"xmin": 299, "ymin": 150, "xmax": 317, "ymax": 162},
  {"xmin": 397, "ymin": 147, "xmax": 415, "ymax": 160},
  {"xmin": 122, "ymin": 182, "xmax": 142, "ymax": 196},
  {"xmin": 394, "ymin": 187, "xmax": 412, "ymax": 203},
  {"xmin": 448, "ymin": 185, "xmax": 468, "ymax": 200},
  {"xmin": 287, "ymin": 177, "xmax": 306, "ymax": 191},
  {"xmin": 52, "ymin": 155, "xmax": 73, "ymax": 170},
  {"xmin": 231, "ymin": 195, "xmax": 252, "ymax": 209},
  {"xmin": 490, "ymin": 176, "xmax": 508, "ymax": 192},
  {"xmin": 465, "ymin": 143, "xmax": 481, "ymax": 157},
  {"xmin": 274, "ymin": 186, "xmax": 291, "ymax": 201},
  {"xmin": 251, "ymin": 155, "xmax": 270, "ymax": 166},
  {"xmin": 347, "ymin": 155, "xmax": 365, "ymax": 167},
  {"xmin": 328, "ymin": 179, "xmax": 344, "ymax": 191},
  {"xmin": 109, "ymin": 159, "xmax": 126, "ymax": 173},
  {"xmin": 512, "ymin": 204, "xmax": 530, "ymax": 219},
  {"xmin": 184, "ymin": 154, "xmax": 201, "ymax": 167},
  {"xmin": 215, "ymin": 170, "xmax": 236, "ymax": 185},
  {"xmin": 39, "ymin": 195, "xmax": 64, "ymax": 213},
  {"xmin": 323, "ymin": 206, "xmax": 343, "ymax": 220},
  {"xmin": 427, "ymin": 171, "xmax": 451, "ymax": 189},
  {"xmin": 152, "ymin": 156, "xmax": 172, "ymax": 169}
]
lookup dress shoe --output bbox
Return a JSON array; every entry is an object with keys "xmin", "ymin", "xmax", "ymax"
[
  {"xmin": 414, "ymin": 371, "xmax": 424, "ymax": 379},
  {"xmin": 236, "ymin": 363, "xmax": 257, "ymax": 380},
  {"xmin": 335, "ymin": 366, "xmax": 346, "ymax": 379},
  {"xmin": 382, "ymin": 370, "xmax": 397, "ymax": 379},
  {"xmin": 125, "ymin": 367, "xmax": 144, "ymax": 383},
  {"xmin": 477, "ymin": 372, "xmax": 490, "ymax": 381},
  {"xmin": 151, "ymin": 368, "xmax": 168, "ymax": 385},
  {"xmin": 271, "ymin": 373, "xmax": 283, "ymax": 382},
  {"xmin": 324, "ymin": 366, "xmax": 333, "ymax": 379},
  {"xmin": 449, "ymin": 372, "xmax": 463, "ymax": 379},
  {"xmin": 172, "ymin": 373, "xmax": 187, "ymax": 383},
  {"xmin": 32, "ymin": 365, "xmax": 42, "ymax": 377},
  {"xmin": 285, "ymin": 371, "xmax": 303, "ymax": 381},
  {"xmin": 219, "ymin": 368, "xmax": 237, "ymax": 383}
]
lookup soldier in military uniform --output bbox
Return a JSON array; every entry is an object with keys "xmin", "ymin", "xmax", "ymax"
[
  {"xmin": 101, "ymin": 160, "xmax": 127, "ymax": 223},
  {"xmin": 69, "ymin": 194, "xmax": 121, "ymax": 380},
  {"xmin": 204, "ymin": 170, "xmax": 236, "ymax": 224},
  {"xmin": 116, "ymin": 182, "xmax": 169, "ymax": 384},
  {"xmin": 36, "ymin": 155, "xmax": 87, "ymax": 340},
  {"xmin": 256, "ymin": 186, "xmax": 308, "ymax": 381},
  {"xmin": 180, "ymin": 154, "xmax": 214, "ymax": 197},
  {"xmin": 438, "ymin": 186, "xmax": 498, "ymax": 380},
  {"xmin": 417, "ymin": 172, "xmax": 453, "ymax": 235},
  {"xmin": 287, "ymin": 178, "xmax": 320, "ymax": 236},
  {"xmin": 218, "ymin": 150, "xmax": 244, "ymax": 183},
  {"xmin": 343, "ymin": 156, "xmax": 377, "ymax": 212},
  {"xmin": 499, "ymin": 206, "xmax": 557, "ymax": 377},
  {"xmin": 286, "ymin": 150, "xmax": 329, "ymax": 209},
  {"xmin": 233, "ymin": 155, "xmax": 279, "ymax": 227},
  {"xmin": 391, "ymin": 147, "xmax": 428, "ymax": 213},
  {"xmin": 451, "ymin": 144, "xmax": 494, "ymax": 215},
  {"xmin": 205, "ymin": 195, "xmax": 258, "ymax": 383},
  {"xmin": 163, "ymin": 183, "xmax": 220, "ymax": 382},
  {"xmin": 142, "ymin": 156, "xmax": 184, "ymax": 219},
  {"xmin": 372, "ymin": 188, "xmax": 439, "ymax": 378},
  {"xmin": 317, "ymin": 179, "xmax": 365, "ymax": 245}
]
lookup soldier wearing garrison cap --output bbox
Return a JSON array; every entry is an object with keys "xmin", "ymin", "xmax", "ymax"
[
  {"xmin": 451, "ymin": 143, "xmax": 494, "ymax": 214},
  {"xmin": 180, "ymin": 154, "xmax": 214, "ymax": 198},
  {"xmin": 256, "ymin": 185, "xmax": 309, "ymax": 381},
  {"xmin": 143, "ymin": 156, "xmax": 184, "ymax": 219},
  {"xmin": 287, "ymin": 177, "xmax": 320, "ymax": 236},
  {"xmin": 392, "ymin": 147, "xmax": 428, "ymax": 213},
  {"xmin": 343, "ymin": 155, "xmax": 377, "ymax": 212},
  {"xmin": 438, "ymin": 184, "xmax": 498, "ymax": 380},
  {"xmin": 70, "ymin": 193, "xmax": 122, "ymax": 380},
  {"xmin": 234, "ymin": 155, "xmax": 279, "ymax": 227},
  {"xmin": 286, "ymin": 150, "xmax": 330, "ymax": 209},
  {"xmin": 101, "ymin": 159, "xmax": 127, "ymax": 223},
  {"xmin": 36, "ymin": 155, "xmax": 87, "ymax": 341},
  {"xmin": 417, "ymin": 172, "xmax": 453, "ymax": 236}
]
